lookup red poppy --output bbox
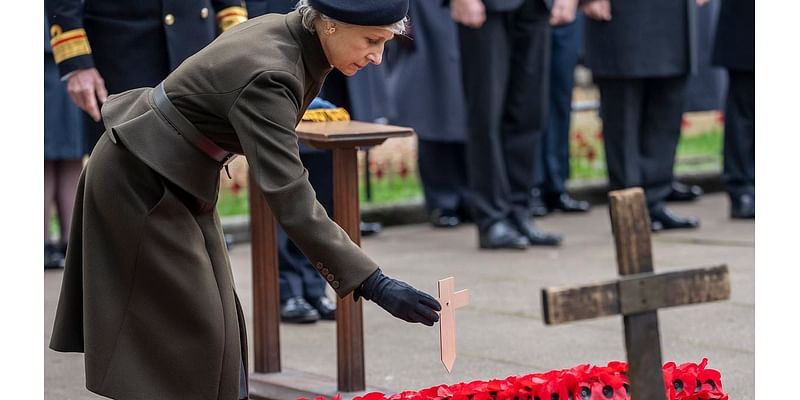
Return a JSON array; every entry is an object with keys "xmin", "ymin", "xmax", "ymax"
[
  {"xmin": 230, "ymin": 181, "xmax": 242, "ymax": 195},
  {"xmin": 574, "ymin": 130, "xmax": 586, "ymax": 145},
  {"xmin": 436, "ymin": 384, "xmax": 454, "ymax": 398},
  {"xmin": 375, "ymin": 165, "xmax": 385, "ymax": 180},
  {"xmin": 454, "ymin": 392, "xmax": 484, "ymax": 400},
  {"xmin": 697, "ymin": 368, "xmax": 722, "ymax": 393},
  {"xmin": 385, "ymin": 391, "xmax": 411, "ymax": 400},
  {"xmin": 354, "ymin": 392, "xmax": 388, "ymax": 400},
  {"xmin": 399, "ymin": 162, "xmax": 410, "ymax": 178},
  {"xmin": 589, "ymin": 380, "xmax": 628, "ymax": 400},
  {"xmin": 586, "ymin": 147, "xmax": 597, "ymax": 163}
]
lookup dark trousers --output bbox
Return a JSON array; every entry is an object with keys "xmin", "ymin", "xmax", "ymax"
[
  {"xmin": 418, "ymin": 139, "xmax": 469, "ymax": 214},
  {"xmin": 277, "ymin": 149, "xmax": 331, "ymax": 303},
  {"xmin": 458, "ymin": 0, "xmax": 551, "ymax": 231},
  {"xmin": 722, "ymin": 70, "xmax": 755, "ymax": 196},
  {"xmin": 535, "ymin": 17, "xmax": 582, "ymax": 196},
  {"xmin": 595, "ymin": 76, "xmax": 689, "ymax": 210}
]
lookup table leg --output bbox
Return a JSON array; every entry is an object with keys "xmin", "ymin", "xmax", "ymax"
[
  {"xmin": 248, "ymin": 172, "xmax": 281, "ymax": 373},
  {"xmin": 332, "ymin": 147, "xmax": 365, "ymax": 392}
]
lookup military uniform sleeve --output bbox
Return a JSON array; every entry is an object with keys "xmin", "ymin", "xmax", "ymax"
[
  {"xmin": 45, "ymin": 0, "xmax": 93, "ymax": 78},
  {"xmin": 228, "ymin": 70, "xmax": 379, "ymax": 297},
  {"xmin": 213, "ymin": 1, "xmax": 249, "ymax": 32}
]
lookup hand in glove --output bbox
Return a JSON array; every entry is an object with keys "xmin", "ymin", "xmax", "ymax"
[{"xmin": 355, "ymin": 269, "xmax": 442, "ymax": 326}]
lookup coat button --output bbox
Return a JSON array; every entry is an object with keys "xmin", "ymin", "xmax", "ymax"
[
  {"xmin": 332, "ymin": 281, "xmax": 340, "ymax": 289},
  {"xmin": 200, "ymin": 8, "xmax": 209, "ymax": 19},
  {"xmin": 326, "ymin": 274, "xmax": 335, "ymax": 282},
  {"xmin": 316, "ymin": 262, "xmax": 323, "ymax": 270},
  {"xmin": 164, "ymin": 14, "xmax": 175, "ymax": 26},
  {"xmin": 321, "ymin": 268, "xmax": 329, "ymax": 276}
]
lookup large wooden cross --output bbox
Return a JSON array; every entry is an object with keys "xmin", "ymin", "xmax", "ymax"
[{"xmin": 540, "ymin": 188, "xmax": 731, "ymax": 399}]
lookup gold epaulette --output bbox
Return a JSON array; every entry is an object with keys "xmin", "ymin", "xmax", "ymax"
[
  {"xmin": 217, "ymin": 6, "xmax": 248, "ymax": 31},
  {"xmin": 49, "ymin": 25, "xmax": 92, "ymax": 64},
  {"xmin": 301, "ymin": 108, "xmax": 352, "ymax": 122}
]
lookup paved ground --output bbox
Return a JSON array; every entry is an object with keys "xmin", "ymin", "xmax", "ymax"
[{"xmin": 44, "ymin": 192, "xmax": 754, "ymax": 399}]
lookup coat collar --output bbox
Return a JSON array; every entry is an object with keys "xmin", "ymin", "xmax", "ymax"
[{"xmin": 285, "ymin": 11, "xmax": 333, "ymax": 82}]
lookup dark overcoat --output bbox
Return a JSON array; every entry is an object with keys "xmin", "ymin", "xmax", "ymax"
[
  {"xmin": 386, "ymin": 0, "xmax": 467, "ymax": 142},
  {"xmin": 49, "ymin": 12, "xmax": 379, "ymax": 400},
  {"xmin": 712, "ymin": 0, "xmax": 754, "ymax": 71},
  {"xmin": 685, "ymin": 0, "xmax": 726, "ymax": 112},
  {"xmin": 584, "ymin": 0, "xmax": 698, "ymax": 78},
  {"xmin": 482, "ymin": 0, "xmax": 553, "ymax": 12}
]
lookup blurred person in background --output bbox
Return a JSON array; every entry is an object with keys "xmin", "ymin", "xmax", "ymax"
[
  {"xmin": 581, "ymin": 0, "xmax": 708, "ymax": 232},
  {"xmin": 531, "ymin": 13, "xmax": 591, "ymax": 216},
  {"xmin": 451, "ymin": 0, "xmax": 576, "ymax": 249},
  {"xmin": 668, "ymin": 0, "xmax": 727, "ymax": 203},
  {"xmin": 45, "ymin": 15, "xmax": 86, "ymax": 269},
  {"xmin": 386, "ymin": 0, "xmax": 471, "ymax": 228},
  {"xmin": 712, "ymin": 0, "xmax": 754, "ymax": 219}
]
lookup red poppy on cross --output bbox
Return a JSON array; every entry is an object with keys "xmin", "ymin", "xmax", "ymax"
[{"xmin": 438, "ymin": 277, "xmax": 469, "ymax": 373}]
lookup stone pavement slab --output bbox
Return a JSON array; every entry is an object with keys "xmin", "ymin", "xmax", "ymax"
[{"xmin": 44, "ymin": 192, "xmax": 754, "ymax": 399}]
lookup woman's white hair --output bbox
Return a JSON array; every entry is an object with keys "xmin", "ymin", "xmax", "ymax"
[{"xmin": 295, "ymin": 0, "xmax": 408, "ymax": 35}]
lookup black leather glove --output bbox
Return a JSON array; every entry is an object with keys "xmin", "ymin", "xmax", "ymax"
[{"xmin": 355, "ymin": 269, "xmax": 442, "ymax": 326}]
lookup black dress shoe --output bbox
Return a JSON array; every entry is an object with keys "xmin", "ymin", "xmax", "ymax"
[
  {"xmin": 730, "ymin": 193, "xmax": 755, "ymax": 219},
  {"xmin": 666, "ymin": 181, "xmax": 704, "ymax": 202},
  {"xmin": 430, "ymin": 208, "xmax": 461, "ymax": 228},
  {"xmin": 281, "ymin": 297, "xmax": 320, "ymax": 324},
  {"xmin": 530, "ymin": 190, "xmax": 550, "ymax": 217},
  {"xmin": 44, "ymin": 243, "xmax": 65, "ymax": 269},
  {"xmin": 544, "ymin": 192, "xmax": 591, "ymax": 213},
  {"xmin": 479, "ymin": 220, "xmax": 530, "ymax": 250},
  {"xmin": 307, "ymin": 296, "xmax": 337, "ymax": 320},
  {"xmin": 360, "ymin": 221, "xmax": 383, "ymax": 237},
  {"xmin": 649, "ymin": 206, "xmax": 700, "ymax": 232},
  {"xmin": 510, "ymin": 212, "xmax": 563, "ymax": 246}
]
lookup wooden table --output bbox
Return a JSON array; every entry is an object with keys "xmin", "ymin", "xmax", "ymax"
[{"xmin": 247, "ymin": 121, "xmax": 414, "ymax": 399}]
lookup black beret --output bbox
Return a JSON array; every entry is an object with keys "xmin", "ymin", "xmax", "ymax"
[{"xmin": 309, "ymin": 0, "xmax": 408, "ymax": 27}]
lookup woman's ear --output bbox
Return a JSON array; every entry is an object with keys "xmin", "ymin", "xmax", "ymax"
[{"xmin": 324, "ymin": 22, "xmax": 336, "ymax": 35}]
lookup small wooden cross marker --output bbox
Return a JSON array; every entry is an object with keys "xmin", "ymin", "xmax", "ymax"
[{"xmin": 438, "ymin": 277, "xmax": 470, "ymax": 373}]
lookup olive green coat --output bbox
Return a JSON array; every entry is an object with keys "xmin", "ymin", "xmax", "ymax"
[{"xmin": 49, "ymin": 11, "xmax": 379, "ymax": 400}]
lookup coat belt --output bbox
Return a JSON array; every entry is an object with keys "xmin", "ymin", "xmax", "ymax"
[{"xmin": 151, "ymin": 82, "xmax": 234, "ymax": 164}]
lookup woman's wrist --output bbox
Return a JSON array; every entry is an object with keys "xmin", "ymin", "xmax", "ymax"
[{"xmin": 354, "ymin": 268, "xmax": 383, "ymax": 301}]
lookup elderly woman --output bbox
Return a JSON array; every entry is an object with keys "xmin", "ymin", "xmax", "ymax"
[{"xmin": 48, "ymin": 1, "xmax": 442, "ymax": 399}]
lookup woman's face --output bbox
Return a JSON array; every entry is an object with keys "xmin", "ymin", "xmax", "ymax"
[{"xmin": 319, "ymin": 22, "xmax": 395, "ymax": 76}]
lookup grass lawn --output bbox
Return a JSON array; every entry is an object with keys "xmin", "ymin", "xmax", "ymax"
[{"xmin": 570, "ymin": 129, "xmax": 723, "ymax": 181}]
